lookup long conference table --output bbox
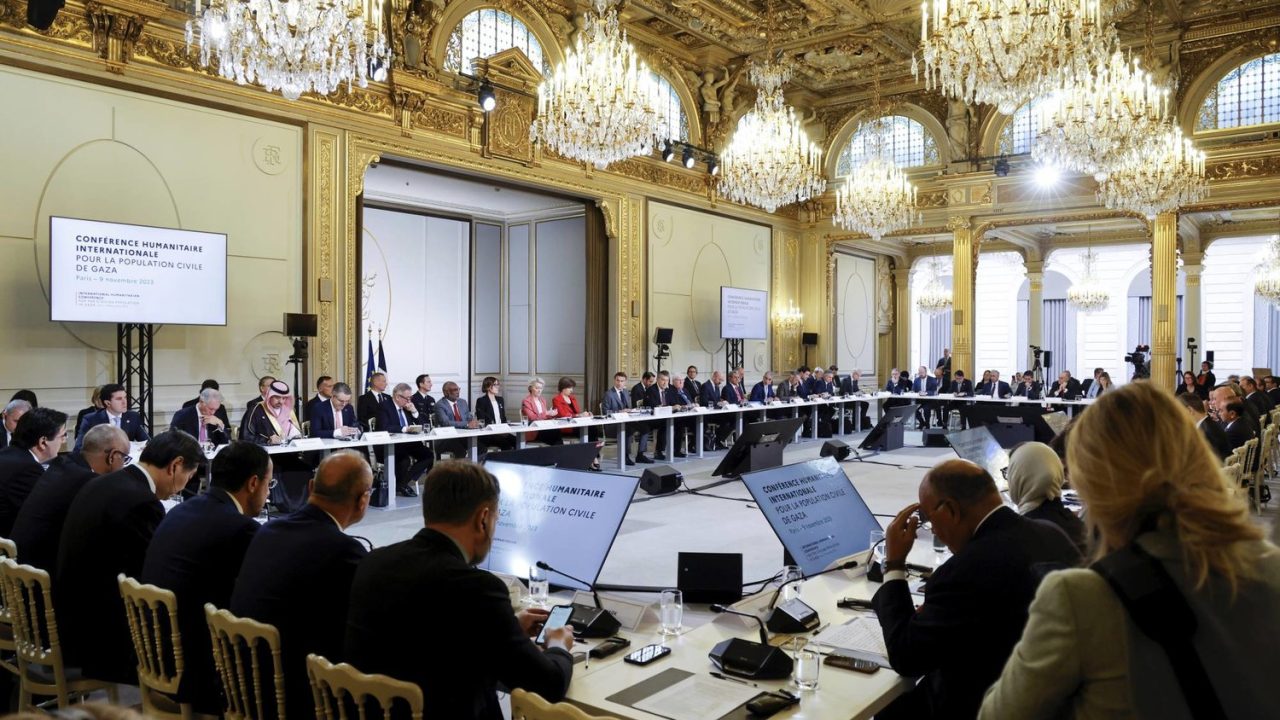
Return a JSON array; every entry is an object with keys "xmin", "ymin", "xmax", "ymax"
[{"xmin": 244, "ymin": 392, "xmax": 1094, "ymax": 509}]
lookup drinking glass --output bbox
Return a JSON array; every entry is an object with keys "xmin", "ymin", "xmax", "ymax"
[
  {"xmin": 870, "ymin": 529, "xmax": 886, "ymax": 566},
  {"xmin": 659, "ymin": 589, "xmax": 683, "ymax": 636},
  {"xmin": 792, "ymin": 639, "xmax": 821, "ymax": 691},
  {"xmin": 527, "ymin": 565, "xmax": 549, "ymax": 608},
  {"xmin": 780, "ymin": 565, "xmax": 803, "ymax": 602}
]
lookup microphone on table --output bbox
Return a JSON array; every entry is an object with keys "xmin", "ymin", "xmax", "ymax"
[
  {"xmin": 534, "ymin": 560, "xmax": 620, "ymax": 638},
  {"xmin": 766, "ymin": 558, "xmax": 861, "ymax": 611},
  {"xmin": 708, "ymin": 604, "xmax": 793, "ymax": 679}
]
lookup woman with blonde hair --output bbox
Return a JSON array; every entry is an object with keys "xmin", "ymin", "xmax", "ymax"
[
  {"xmin": 980, "ymin": 382, "xmax": 1280, "ymax": 719},
  {"xmin": 520, "ymin": 377, "xmax": 563, "ymax": 446}
]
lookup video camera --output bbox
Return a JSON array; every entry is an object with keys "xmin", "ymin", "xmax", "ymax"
[{"xmin": 1126, "ymin": 344, "xmax": 1150, "ymax": 380}]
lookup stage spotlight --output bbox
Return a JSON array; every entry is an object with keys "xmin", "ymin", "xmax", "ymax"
[
  {"xmin": 682, "ymin": 146, "xmax": 696, "ymax": 169},
  {"xmin": 993, "ymin": 155, "xmax": 1010, "ymax": 177},
  {"xmin": 707, "ymin": 156, "xmax": 720, "ymax": 176},
  {"xmin": 477, "ymin": 81, "xmax": 496, "ymax": 112},
  {"xmin": 1033, "ymin": 163, "xmax": 1061, "ymax": 189},
  {"xmin": 369, "ymin": 56, "xmax": 388, "ymax": 83},
  {"xmin": 661, "ymin": 140, "xmax": 675, "ymax": 163}
]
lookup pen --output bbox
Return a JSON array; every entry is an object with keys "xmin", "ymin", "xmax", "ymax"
[
  {"xmin": 709, "ymin": 671, "xmax": 758, "ymax": 687},
  {"xmin": 811, "ymin": 622, "xmax": 829, "ymax": 636}
]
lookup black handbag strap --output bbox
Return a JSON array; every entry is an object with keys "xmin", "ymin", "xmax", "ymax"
[{"xmin": 1091, "ymin": 544, "xmax": 1227, "ymax": 720}]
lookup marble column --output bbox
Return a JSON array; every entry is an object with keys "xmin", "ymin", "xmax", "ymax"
[{"xmin": 949, "ymin": 217, "xmax": 975, "ymax": 378}]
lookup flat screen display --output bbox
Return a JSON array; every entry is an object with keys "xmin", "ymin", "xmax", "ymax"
[
  {"xmin": 720, "ymin": 286, "xmax": 768, "ymax": 340},
  {"xmin": 741, "ymin": 457, "xmax": 881, "ymax": 577},
  {"xmin": 484, "ymin": 462, "xmax": 639, "ymax": 590},
  {"xmin": 49, "ymin": 216, "xmax": 227, "ymax": 325}
]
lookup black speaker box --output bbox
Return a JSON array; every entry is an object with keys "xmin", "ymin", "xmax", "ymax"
[
  {"xmin": 802, "ymin": 332, "xmax": 819, "ymax": 346},
  {"xmin": 820, "ymin": 439, "xmax": 851, "ymax": 461},
  {"xmin": 1206, "ymin": 350, "xmax": 1215, "ymax": 364},
  {"xmin": 1042, "ymin": 350, "xmax": 1053, "ymax": 369},
  {"xmin": 708, "ymin": 638, "xmax": 794, "ymax": 680},
  {"xmin": 678, "ymin": 552, "xmax": 742, "ymax": 604},
  {"xmin": 284, "ymin": 313, "xmax": 318, "ymax": 337},
  {"xmin": 654, "ymin": 327, "xmax": 674, "ymax": 344},
  {"xmin": 568, "ymin": 603, "xmax": 622, "ymax": 638},
  {"xmin": 640, "ymin": 465, "xmax": 681, "ymax": 495},
  {"xmin": 922, "ymin": 428, "xmax": 949, "ymax": 447}
]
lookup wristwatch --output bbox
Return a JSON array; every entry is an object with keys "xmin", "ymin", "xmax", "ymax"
[{"xmin": 883, "ymin": 560, "xmax": 908, "ymax": 573}]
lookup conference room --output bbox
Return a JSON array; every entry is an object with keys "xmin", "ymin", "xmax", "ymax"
[{"xmin": 2, "ymin": 0, "xmax": 1279, "ymax": 718}]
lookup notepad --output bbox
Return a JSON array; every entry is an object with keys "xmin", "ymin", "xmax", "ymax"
[
  {"xmin": 632, "ymin": 674, "xmax": 759, "ymax": 720},
  {"xmin": 813, "ymin": 616, "xmax": 889, "ymax": 660}
]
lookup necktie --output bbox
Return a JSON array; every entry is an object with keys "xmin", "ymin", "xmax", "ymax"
[
  {"xmin": 992, "ymin": 383, "xmax": 997, "ymax": 397},
  {"xmin": 453, "ymin": 402, "xmax": 462, "ymax": 421},
  {"xmin": 111, "ymin": 415, "xmax": 120, "ymax": 428},
  {"xmin": 198, "ymin": 417, "xmax": 207, "ymax": 443},
  {"xmin": 617, "ymin": 389, "xmax": 624, "ymax": 408},
  {"xmin": 659, "ymin": 390, "xmax": 665, "ymax": 407},
  {"xmin": 335, "ymin": 408, "xmax": 343, "ymax": 431},
  {"xmin": 398, "ymin": 407, "xmax": 407, "ymax": 429}
]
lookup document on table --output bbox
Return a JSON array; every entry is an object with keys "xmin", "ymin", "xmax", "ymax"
[
  {"xmin": 813, "ymin": 616, "xmax": 889, "ymax": 660},
  {"xmin": 632, "ymin": 675, "xmax": 759, "ymax": 720}
]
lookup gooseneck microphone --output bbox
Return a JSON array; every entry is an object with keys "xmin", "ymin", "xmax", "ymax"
[
  {"xmin": 535, "ymin": 560, "xmax": 620, "ymax": 638},
  {"xmin": 710, "ymin": 603, "xmax": 769, "ymax": 645},
  {"xmin": 766, "ymin": 558, "xmax": 860, "ymax": 610},
  {"xmin": 535, "ymin": 560, "xmax": 603, "ymax": 610}
]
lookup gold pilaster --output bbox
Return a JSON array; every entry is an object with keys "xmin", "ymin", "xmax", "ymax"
[
  {"xmin": 1025, "ymin": 260, "xmax": 1044, "ymax": 353},
  {"xmin": 949, "ymin": 216, "xmax": 975, "ymax": 379},
  {"xmin": 1182, "ymin": 253, "xmax": 1203, "ymax": 369},
  {"xmin": 307, "ymin": 126, "xmax": 343, "ymax": 381},
  {"xmin": 893, "ymin": 264, "xmax": 911, "ymax": 371},
  {"xmin": 1151, "ymin": 212, "xmax": 1179, "ymax": 389},
  {"xmin": 84, "ymin": 0, "xmax": 163, "ymax": 73}
]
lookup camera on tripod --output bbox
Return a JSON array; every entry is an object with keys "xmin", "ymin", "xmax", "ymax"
[{"xmin": 1126, "ymin": 344, "xmax": 1150, "ymax": 379}]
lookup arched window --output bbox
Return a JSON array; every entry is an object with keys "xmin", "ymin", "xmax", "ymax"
[
  {"xmin": 1197, "ymin": 53, "xmax": 1280, "ymax": 131},
  {"xmin": 997, "ymin": 97, "xmax": 1048, "ymax": 156},
  {"xmin": 650, "ymin": 72, "xmax": 690, "ymax": 142},
  {"xmin": 444, "ymin": 8, "xmax": 547, "ymax": 74},
  {"xmin": 836, "ymin": 116, "xmax": 939, "ymax": 175}
]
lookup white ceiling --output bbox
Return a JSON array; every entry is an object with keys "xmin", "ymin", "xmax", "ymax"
[{"xmin": 363, "ymin": 163, "xmax": 584, "ymax": 219}]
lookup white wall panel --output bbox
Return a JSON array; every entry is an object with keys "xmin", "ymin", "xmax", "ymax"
[
  {"xmin": 1204, "ymin": 236, "xmax": 1270, "ymax": 376},
  {"xmin": 834, "ymin": 253, "xmax": 876, "ymax": 377},
  {"xmin": 648, "ymin": 202, "xmax": 771, "ymax": 376},
  {"xmin": 473, "ymin": 223, "xmax": 502, "ymax": 373},
  {"xmin": 975, "ymin": 252, "xmax": 1026, "ymax": 376},
  {"xmin": 507, "ymin": 224, "xmax": 531, "ymax": 375},
  {"xmin": 1045, "ymin": 244, "xmax": 1149, "ymax": 384},
  {"xmin": 535, "ymin": 216, "xmax": 586, "ymax": 374}
]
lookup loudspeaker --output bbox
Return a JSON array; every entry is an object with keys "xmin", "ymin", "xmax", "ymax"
[
  {"xmin": 820, "ymin": 439, "xmax": 851, "ymax": 461},
  {"xmin": 922, "ymin": 428, "xmax": 949, "ymax": 447},
  {"xmin": 284, "ymin": 313, "xmax": 318, "ymax": 337},
  {"xmin": 640, "ymin": 466, "xmax": 681, "ymax": 495},
  {"xmin": 1042, "ymin": 350, "xmax": 1053, "ymax": 369},
  {"xmin": 708, "ymin": 638, "xmax": 794, "ymax": 680},
  {"xmin": 654, "ymin": 327, "xmax": 674, "ymax": 344},
  {"xmin": 802, "ymin": 332, "xmax": 819, "ymax": 346},
  {"xmin": 1206, "ymin": 350, "xmax": 1215, "ymax": 364},
  {"xmin": 678, "ymin": 552, "xmax": 742, "ymax": 604}
]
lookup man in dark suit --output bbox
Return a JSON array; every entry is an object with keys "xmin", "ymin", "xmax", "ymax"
[
  {"xmin": 357, "ymin": 372, "xmax": 392, "ymax": 432},
  {"xmin": 981, "ymin": 370, "xmax": 1012, "ymax": 400},
  {"xmin": 411, "ymin": 374, "xmax": 437, "ymax": 419},
  {"xmin": 840, "ymin": 369, "xmax": 872, "ymax": 427},
  {"xmin": 180, "ymin": 379, "xmax": 232, "ymax": 428},
  {"xmin": 12, "ymin": 424, "xmax": 128, "ymax": 571},
  {"xmin": 874, "ymin": 460, "xmax": 1081, "ymax": 719},
  {"xmin": 304, "ymin": 375, "xmax": 335, "ymax": 422},
  {"xmin": 0, "ymin": 398, "xmax": 32, "ymax": 450},
  {"xmin": 1264, "ymin": 376, "xmax": 1280, "ymax": 406},
  {"xmin": 56, "ymin": 431, "xmax": 202, "ymax": 684},
  {"xmin": 0, "ymin": 407, "xmax": 68, "ymax": 536},
  {"xmin": 230, "ymin": 451, "xmax": 372, "ymax": 717},
  {"xmin": 1241, "ymin": 376, "xmax": 1276, "ymax": 418},
  {"xmin": 1046, "ymin": 370, "xmax": 1082, "ymax": 400},
  {"xmin": 75, "ymin": 383, "xmax": 149, "ymax": 451},
  {"xmin": 244, "ymin": 375, "xmax": 275, "ymax": 414},
  {"xmin": 721, "ymin": 371, "xmax": 748, "ymax": 406},
  {"xmin": 684, "ymin": 365, "xmax": 703, "ymax": 402},
  {"xmin": 1219, "ymin": 401, "xmax": 1255, "ymax": 452},
  {"xmin": 935, "ymin": 348, "xmax": 952, "ymax": 389},
  {"xmin": 1012, "ymin": 371, "xmax": 1043, "ymax": 400},
  {"xmin": 171, "ymin": 388, "xmax": 230, "ymax": 445},
  {"xmin": 602, "ymin": 372, "xmax": 639, "ymax": 464},
  {"xmin": 698, "ymin": 370, "xmax": 733, "ymax": 450},
  {"xmin": 310, "ymin": 382, "xmax": 360, "ymax": 439},
  {"xmin": 911, "ymin": 367, "xmax": 940, "ymax": 429},
  {"xmin": 433, "ymin": 381, "xmax": 479, "ymax": 460},
  {"xmin": 749, "ymin": 371, "xmax": 779, "ymax": 403},
  {"xmin": 950, "ymin": 370, "xmax": 974, "ymax": 397},
  {"xmin": 345, "ymin": 461, "xmax": 574, "ymax": 720},
  {"xmin": 646, "ymin": 372, "xmax": 689, "ymax": 460},
  {"xmin": 1178, "ymin": 393, "xmax": 1232, "ymax": 461},
  {"xmin": 142, "ymin": 442, "xmax": 270, "ymax": 713},
  {"xmin": 382, "ymin": 383, "xmax": 435, "ymax": 495},
  {"xmin": 1079, "ymin": 367, "xmax": 1105, "ymax": 400}
]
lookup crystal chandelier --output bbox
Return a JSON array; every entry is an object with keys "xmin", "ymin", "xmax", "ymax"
[
  {"xmin": 1034, "ymin": 50, "xmax": 1170, "ymax": 180},
  {"xmin": 833, "ymin": 120, "xmax": 919, "ymax": 240},
  {"xmin": 1096, "ymin": 124, "xmax": 1208, "ymax": 217},
  {"xmin": 1255, "ymin": 235, "xmax": 1280, "ymax": 306},
  {"xmin": 1066, "ymin": 248, "xmax": 1110, "ymax": 312},
  {"xmin": 529, "ymin": 0, "xmax": 663, "ymax": 169},
  {"xmin": 186, "ymin": 0, "xmax": 389, "ymax": 101},
  {"xmin": 772, "ymin": 300, "xmax": 805, "ymax": 336},
  {"xmin": 915, "ymin": 0, "xmax": 1112, "ymax": 114},
  {"xmin": 916, "ymin": 259, "xmax": 953, "ymax": 316}
]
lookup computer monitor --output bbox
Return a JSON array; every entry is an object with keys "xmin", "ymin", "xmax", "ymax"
[
  {"xmin": 711, "ymin": 417, "xmax": 806, "ymax": 478},
  {"xmin": 484, "ymin": 443, "xmax": 599, "ymax": 471},
  {"xmin": 740, "ymin": 457, "xmax": 881, "ymax": 578},
  {"xmin": 482, "ymin": 463, "xmax": 639, "ymax": 590}
]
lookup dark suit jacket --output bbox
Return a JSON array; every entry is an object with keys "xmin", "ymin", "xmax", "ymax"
[
  {"xmin": 357, "ymin": 391, "xmax": 392, "ymax": 431},
  {"xmin": 310, "ymin": 401, "xmax": 359, "ymax": 438},
  {"xmin": 170, "ymin": 405, "xmax": 229, "ymax": 446},
  {"xmin": 1047, "ymin": 378, "xmax": 1083, "ymax": 400},
  {"xmin": 1268, "ymin": 388, "xmax": 1280, "ymax": 406},
  {"xmin": 380, "ymin": 400, "xmax": 427, "ymax": 433},
  {"xmin": 73, "ymin": 407, "xmax": 97, "ymax": 440},
  {"xmin": 980, "ymin": 381, "xmax": 1013, "ymax": 399},
  {"xmin": 345, "ymin": 528, "xmax": 572, "ymax": 720},
  {"xmin": 230, "ymin": 503, "xmax": 368, "ymax": 716},
  {"xmin": 303, "ymin": 395, "xmax": 328, "ymax": 423},
  {"xmin": 10, "ymin": 452, "xmax": 95, "ymax": 571},
  {"xmin": 181, "ymin": 397, "xmax": 231, "ymax": 427},
  {"xmin": 0, "ymin": 446, "xmax": 45, "ymax": 537},
  {"xmin": 1246, "ymin": 390, "xmax": 1276, "ymax": 418},
  {"xmin": 699, "ymin": 382, "xmax": 724, "ymax": 406},
  {"xmin": 684, "ymin": 377, "xmax": 703, "ymax": 401},
  {"xmin": 75, "ymin": 409, "xmax": 149, "ymax": 451},
  {"xmin": 1013, "ymin": 381, "xmax": 1043, "ymax": 400},
  {"xmin": 56, "ymin": 465, "xmax": 164, "ymax": 683},
  {"xmin": 1024, "ymin": 499, "xmax": 1087, "ymax": 555},
  {"xmin": 872, "ymin": 508, "xmax": 1080, "ymax": 719},
  {"xmin": 411, "ymin": 391, "xmax": 436, "ymax": 420},
  {"xmin": 645, "ymin": 384, "xmax": 673, "ymax": 409},
  {"xmin": 721, "ymin": 383, "xmax": 747, "ymax": 405},
  {"xmin": 142, "ymin": 488, "xmax": 259, "ymax": 711},
  {"xmin": 950, "ymin": 379, "xmax": 974, "ymax": 397},
  {"xmin": 474, "ymin": 395, "xmax": 507, "ymax": 426},
  {"xmin": 631, "ymin": 382, "xmax": 649, "ymax": 408},
  {"xmin": 1200, "ymin": 416, "xmax": 1232, "ymax": 461},
  {"xmin": 749, "ymin": 381, "xmax": 777, "ymax": 402},
  {"xmin": 912, "ymin": 377, "xmax": 939, "ymax": 395},
  {"xmin": 1223, "ymin": 418, "xmax": 1255, "ymax": 451}
]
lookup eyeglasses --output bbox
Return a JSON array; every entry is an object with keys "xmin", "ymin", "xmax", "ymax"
[
  {"xmin": 108, "ymin": 449, "xmax": 132, "ymax": 465},
  {"xmin": 268, "ymin": 478, "xmax": 278, "ymax": 490},
  {"xmin": 916, "ymin": 500, "xmax": 948, "ymax": 530}
]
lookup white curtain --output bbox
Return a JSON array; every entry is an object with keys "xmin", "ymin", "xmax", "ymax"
[
  {"xmin": 1043, "ymin": 299, "xmax": 1072, "ymax": 375},
  {"xmin": 927, "ymin": 310, "xmax": 952, "ymax": 368},
  {"xmin": 1254, "ymin": 295, "xmax": 1280, "ymax": 371}
]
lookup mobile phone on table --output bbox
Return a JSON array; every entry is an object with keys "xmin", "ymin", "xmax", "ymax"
[
  {"xmin": 588, "ymin": 636, "xmax": 631, "ymax": 659},
  {"xmin": 623, "ymin": 643, "xmax": 671, "ymax": 665},
  {"xmin": 536, "ymin": 604, "xmax": 574, "ymax": 645},
  {"xmin": 823, "ymin": 654, "xmax": 880, "ymax": 673}
]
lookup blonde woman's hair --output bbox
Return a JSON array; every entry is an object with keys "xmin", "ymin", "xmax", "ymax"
[
  {"xmin": 527, "ymin": 377, "xmax": 544, "ymax": 393},
  {"xmin": 1067, "ymin": 382, "xmax": 1264, "ymax": 596}
]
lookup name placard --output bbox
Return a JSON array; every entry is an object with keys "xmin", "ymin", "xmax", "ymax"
[
  {"xmin": 570, "ymin": 416, "xmax": 594, "ymax": 425},
  {"xmin": 430, "ymin": 426, "xmax": 458, "ymax": 438},
  {"xmin": 532, "ymin": 420, "xmax": 559, "ymax": 429},
  {"xmin": 362, "ymin": 431, "xmax": 391, "ymax": 441},
  {"xmin": 291, "ymin": 438, "xmax": 327, "ymax": 450},
  {"xmin": 487, "ymin": 423, "xmax": 510, "ymax": 431},
  {"xmin": 652, "ymin": 406, "xmax": 673, "ymax": 417},
  {"xmin": 610, "ymin": 412, "xmax": 631, "ymax": 420},
  {"xmin": 571, "ymin": 591, "xmax": 649, "ymax": 631}
]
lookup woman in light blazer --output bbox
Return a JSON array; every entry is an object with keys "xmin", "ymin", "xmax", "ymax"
[
  {"xmin": 979, "ymin": 382, "xmax": 1280, "ymax": 720},
  {"xmin": 520, "ymin": 377, "xmax": 562, "ymax": 446}
]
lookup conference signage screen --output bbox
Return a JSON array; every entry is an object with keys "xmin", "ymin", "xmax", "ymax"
[
  {"xmin": 49, "ymin": 216, "xmax": 228, "ymax": 326},
  {"xmin": 483, "ymin": 462, "xmax": 640, "ymax": 590},
  {"xmin": 741, "ymin": 457, "xmax": 881, "ymax": 577},
  {"xmin": 720, "ymin": 286, "xmax": 768, "ymax": 340}
]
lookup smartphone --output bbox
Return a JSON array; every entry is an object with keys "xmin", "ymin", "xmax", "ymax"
[
  {"xmin": 588, "ymin": 636, "xmax": 631, "ymax": 659},
  {"xmin": 536, "ymin": 604, "xmax": 574, "ymax": 645},
  {"xmin": 823, "ymin": 654, "xmax": 881, "ymax": 674},
  {"xmin": 623, "ymin": 643, "xmax": 671, "ymax": 666}
]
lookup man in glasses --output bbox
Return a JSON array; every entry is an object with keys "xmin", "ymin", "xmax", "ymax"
[
  {"xmin": 11, "ymin": 423, "xmax": 129, "ymax": 572},
  {"xmin": 870, "ymin": 459, "xmax": 1081, "ymax": 720},
  {"xmin": 143, "ymin": 441, "xmax": 273, "ymax": 713}
]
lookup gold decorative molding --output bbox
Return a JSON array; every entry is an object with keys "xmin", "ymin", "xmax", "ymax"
[
  {"xmin": 389, "ymin": 70, "xmax": 433, "ymax": 137},
  {"xmin": 475, "ymin": 49, "xmax": 542, "ymax": 165},
  {"xmin": 84, "ymin": 0, "xmax": 164, "ymax": 73}
]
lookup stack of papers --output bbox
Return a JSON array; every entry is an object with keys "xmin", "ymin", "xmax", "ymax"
[
  {"xmin": 632, "ymin": 675, "xmax": 759, "ymax": 720},
  {"xmin": 813, "ymin": 617, "xmax": 889, "ymax": 663}
]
